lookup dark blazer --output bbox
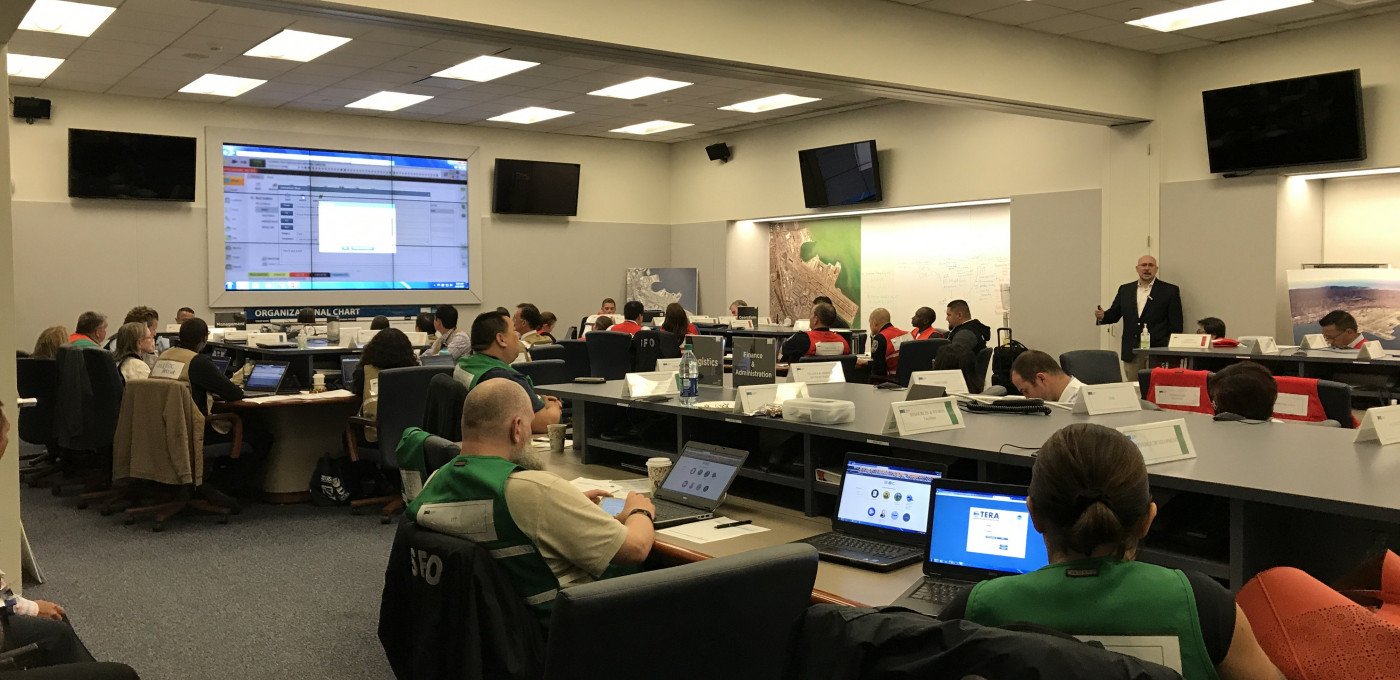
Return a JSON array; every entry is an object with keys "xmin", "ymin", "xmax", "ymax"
[{"xmin": 1099, "ymin": 279, "xmax": 1184, "ymax": 361}]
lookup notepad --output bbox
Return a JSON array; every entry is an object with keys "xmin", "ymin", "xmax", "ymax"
[{"xmin": 656, "ymin": 517, "xmax": 770, "ymax": 544}]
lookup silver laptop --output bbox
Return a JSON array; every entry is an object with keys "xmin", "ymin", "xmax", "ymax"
[
  {"xmin": 242, "ymin": 361, "xmax": 291, "ymax": 397},
  {"xmin": 892, "ymin": 479, "xmax": 1050, "ymax": 616},
  {"xmin": 652, "ymin": 442, "xmax": 749, "ymax": 528},
  {"xmin": 796, "ymin": 454, "xmax": 945, "ymax": 572}
]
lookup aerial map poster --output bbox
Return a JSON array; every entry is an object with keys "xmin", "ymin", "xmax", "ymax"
[
  {"xmin": 769, "ymin": 218, "xmax": 862, "ymax": 325},
  {"xmin": 625, "ymin": 267, "xmax": 699, "ymax": 313},
  {"xmin": 1287, "ymin": 268, "xmax": 1400, "ymax": 347}
]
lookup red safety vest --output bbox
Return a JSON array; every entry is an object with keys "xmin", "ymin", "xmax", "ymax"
[
  {"xmin": 912, "ymin": 327, "xmax": 942, "ymax": 340},
  {"xmin": 609, "ymin": 320, "xmax": 642, "ymax": 335},
  {"xmin": 1146, "ymin": 368, "xmax": 1213, "ymax": 415},
  {"xmin": 805, "ymin": 329, "xmax": 850, "ymax": 356},
  {"xmin": 1273, "ymin": 376, "xmax": 1329, "ymax": 424},
  {"xmin": 878, "ymin": 325, "xmax": 908, "ymax": 374}
]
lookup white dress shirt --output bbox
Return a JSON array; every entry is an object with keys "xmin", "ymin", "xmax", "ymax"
[
  {"xmin": 1136, "ymin": 281, "xmax": 1154, "ymax": 317},
  {"xmin": 1058, "ymin": 376, "xmax": 1086, "ymax": 404}
]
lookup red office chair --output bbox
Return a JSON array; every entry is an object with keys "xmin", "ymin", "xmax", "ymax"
[
  {"xmin": 1145, "ymin": 367, "xmax": 1213, "ymax": 415},
  {"xmin": 1273, "ymin": 376, "xmax": 1357, "ymax": 428}
]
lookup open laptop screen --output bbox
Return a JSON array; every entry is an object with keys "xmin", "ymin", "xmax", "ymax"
[
  {"xmin": 836, "ymin": 459, "xmax": 941, "ymax": 536},
  {"xmin": 658, "ymin": 445, "xmax": 741, "ymax": 503},
  {"xmin": 927, "ymin": 486, "xmax": 1049, "ymax": 575},
  {"xmin": 245, "ymin": 363, "xmax": 288, "ymax": 392}
]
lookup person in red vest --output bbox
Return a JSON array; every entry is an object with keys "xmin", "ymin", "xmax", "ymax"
[
  {"xmin": 780, "ymin": 303, "xmax": 850, "ymax": 362},
  {"xmin": 608, "ymin": 301, "xmax": 646, "ymax": 335},
  {"xmin": 1319, "ymin": 310, "xmax": 1367, "ymax": 349},
  {"xmin": 863, "ymin": 308, "xmax": 908, "ymax": 380},
  {"xmin": 910, "ymin": 306, "xmax": 943, "ymax": 340}
]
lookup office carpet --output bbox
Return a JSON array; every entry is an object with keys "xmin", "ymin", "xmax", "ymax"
[{"xmin": 17, "ymin": 453, "xmax": 398, "ymax": 680}]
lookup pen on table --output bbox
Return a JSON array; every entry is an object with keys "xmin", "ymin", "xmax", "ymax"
[{"xmin": 714, "ymin": 519, "xmax": 751, "ymax": 529}]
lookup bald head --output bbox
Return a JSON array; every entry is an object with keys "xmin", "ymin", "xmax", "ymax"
[
  {"xmin": 868, "ymin": 308, "xmax": 891, "ymax": 332},
  {"xmin": 1136, "ymin": 255, "xmax": 1158, "ymax": 284},
  {"xmin": 460, "ymin": 379, "xmax": 535, "ymax": 463}
]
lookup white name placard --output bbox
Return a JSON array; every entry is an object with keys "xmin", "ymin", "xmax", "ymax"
[
  {"xmin": 1116, "ymin": 419, "xmax": 1197, "ymax": 465},
  {"xmin": 1354, "ymin": 404, "xmax": 1400, "ymax": 446},
  {"xmin": 1152, "ymin": 385, "xmax": 1202, "ymax": 408},
  {"xmin": 150, "ymin": 359, "xmax": 184, "ymax": 380},
  {"xmin": 882, "ymin": 397, "xmax": 964, "ymax": 436},
  {"xmin": 655, "ymin": 358, "xmax": 681, "ymax": 373},
  {"xmin": 623, "ymin": 371, "xmax": 680, "ymax": 398},
  {"xmin": 1301, "ymin": 333, "xmax": 1327, "ymax": 350},
  {"xmin": 909, "ymin": 370, "xmax": 970, "ymax": 395},
  {"xmin": 1273, "ymin": 392, "xmax": 1310, "ymax": 417},
  {"xmin": 736, "ymin": 382, "xmax": 809, "ymax": 414},
  {"xmin": 889, "ymin": 333, "xmax": 914, "ymax": 350},
  {"xmin": 1358, "ymin": 341, "xmax": 1387, "ymax": 360},
  {"xmin": 1237, "ymin": 336, "xmax": 1278, "ymax": 354},
  {"xmin": 1168, "ymin": 333, "xmax": 1212, "ymax": 350},
  {"xmin": 790, "ymin": 361, "xmax": 844, "ymax": 384},
  {"xmin": 1072, "ymin": 382, "xmax": 1142, "ymax": 415}
]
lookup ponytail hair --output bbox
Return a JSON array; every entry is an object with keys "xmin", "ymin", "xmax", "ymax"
[{"xmin": 1029, "ymin": 423, "xmax": 1152, "ymax": 558}]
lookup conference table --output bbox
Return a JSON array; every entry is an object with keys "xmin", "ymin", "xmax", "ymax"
[
  {"xmin": 208, "ymin": 340, "xmax": 364, "ymax": 391},
  {"xmin": 1139, "ymin": 345, "xmax": 1400, "ymax": 400},
  {"xmin": 538, "ymin": 377, "xmax": 1400, "ymax": 591},
  {"xmin": 214, "ymin": 390, "xmax": 360, "ymax": 502}
]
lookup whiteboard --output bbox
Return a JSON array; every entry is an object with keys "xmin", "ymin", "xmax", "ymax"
[{"xmin": 860, "ymin": 205, "xmax": 1010, "ymax": 329}]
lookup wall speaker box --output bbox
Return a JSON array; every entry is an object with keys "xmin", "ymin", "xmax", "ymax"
[
  {"xmin": 12, "ymin": 97, "xmax": 51, "ymax": 120},
  {"xmin": 705, "ymin": 142, "xmax": 731, "ymax": 162}
]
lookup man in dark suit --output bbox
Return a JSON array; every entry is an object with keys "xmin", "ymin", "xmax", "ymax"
[{"xmin": 1095, "ymin": 255, "xmax": 1183, "ymax": 377}]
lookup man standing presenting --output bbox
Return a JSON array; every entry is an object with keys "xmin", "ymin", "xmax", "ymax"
[{"xmin": 1096, "ymin": 255, "xmax": 1182, "ymax": 376}]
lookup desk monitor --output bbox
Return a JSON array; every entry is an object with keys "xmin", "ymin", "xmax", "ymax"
[{"xmin": 925, "ymin": 481, "xmax": 1049, "ymax": 579}]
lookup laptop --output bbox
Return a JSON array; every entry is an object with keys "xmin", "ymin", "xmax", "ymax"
[
  {"xmin": 891, "ymin": 479, "xmax": 1050, "ymax": 616},
  {"xmin": 242, "ymin": 361, "xmax": 293, "ymax": 397},
  {"xmin": 210, "ymin": 356, "xmax": 231, "ymax": 376},
  {"xmin": 651, "ymin": 442, "xmax": 749, "ymax": 529},
  {"xmin": 340, "ymin": 356, "xmax": 360, "ymax": 391},
  {"xmin": 796, "ymin": 454, "xmax": 945, "ymax": 572}
]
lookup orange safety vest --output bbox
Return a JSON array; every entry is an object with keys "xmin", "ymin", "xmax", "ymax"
[
  {"xmin": 805, "ymin": 329, "xmax": 850, "ymax": 356},
  {"xmin": 877, "ymin": 325, "xmax": 908, "ymax": 374}
]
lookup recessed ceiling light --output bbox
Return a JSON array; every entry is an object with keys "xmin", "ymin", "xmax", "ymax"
[
  {"xmin": 432, "ymin": 55, "xmax": 539, "ymax": 82},
  {"xmin": 18, "ymin": 0, "xmax": 115, "ymax": 37},
  {"xmin": 345, "ymin": 91, "xmax": 433, "ymax": 111},
  {"xmin": 7, "ymin": 54, "xmax": 64, "ymax": 80},
  {"xmin": 488, "ymin": 107, "xmax": 574, "ymax": 124},
  {"xmin": 719, "ymin": 94, "xmax": 822, "ymax": 113},
  {"xmin": 610, "ymin": 120, "xmax": 693, "ymax": 135},
  {"xmin": 244, "ymin": 29, "xmax": 351, "ymax": 62},
  {"xmin": 1127, "ymin": 0, "xmax": 1311, "ymax": 32},
  {"xmin": 589, "ymin": 77, "xmax": 692, "ymax": 100},
  {"xmin": 179, "ymin": 74, "xmax": 267, "ymax": 97}
]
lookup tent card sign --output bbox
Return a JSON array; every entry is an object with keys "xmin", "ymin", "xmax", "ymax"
[
  {"xmin": 882, "ymin": 397, "xmax": 964, "ymax": 436},
  {"xmin": 1237, "ymin": 336, "xmax": 1278, "ymax": 354},
  {"xmin": 789, "ymin": 361, "xmax": 844, "ymax": 384},
  {"xmin": 1168, "ymin": 333, "xmax": 1212, "ymax": 350},
  {"xmin": 909, "ymin": 370, "xmax": 970, "ymax": 395},
  {"xmin": 1116, "ymin": 419, "xmax": 1196, "ymax": 465},
  {"xmin": 731, "ymin": 337, "xmax": 778, "ymax": 388},
  {"xmin": 1301, "ymin": 334, "xmax": 1327, "ymax": 350},
  {"xmin": 622, "ymin": 371, "xmax": 680, "ymax": 398},
  {"xmin": 1358, "ymin": 341, "xmax": 1388, "ymax": 360},
  {"xmin": 655, "ymin": 358, "xmax": 681, "ymax": 373},
  {"xmin": 1072, "ymin": 383, "xmax": 1142, "ymax": 415},
  {"xmin": 736, "ymin": 382, "xmax": 809, "ymax": 415},
  {"xmin": 689, "ymin": 335, "xmax": 725, "ymax": 386},
  {"xmin": 1354, "ymin": 404, "xmax": 1400, "ymax": 446}
]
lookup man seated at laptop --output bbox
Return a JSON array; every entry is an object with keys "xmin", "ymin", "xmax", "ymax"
[
  {"xmin": 410, "ymin": 379, "xmax": 654, "ymax": 620},
  {"xmin": 456, "ymin": 310, "xmax": 562, "ymax": 434},
  {"xmin": 941, "ymin": 423, "xmax": 1279, "ymax": 680},
  {"xmin": 1009, "ymin": 351, "xmax": 1084, "ymax": 403},
  {"xmin": 1207, "ymin": 361, "xmax": 1277, "ymax": 422},
  {"xmin": 781, "ymin": 303, "xmax": 850, "ymax": 363},
  {"xmin": 157, "ymin": 318, "xmax": 273, "ymax": 497},
  {"xmin": 606, "ymin": 301, "xmax": 647, "ymax": 335}
]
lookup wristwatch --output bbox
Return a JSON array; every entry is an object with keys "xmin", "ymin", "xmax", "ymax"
[{"xmin": 625, "ymin": 508, "xmax": 655, "ymax": 523}]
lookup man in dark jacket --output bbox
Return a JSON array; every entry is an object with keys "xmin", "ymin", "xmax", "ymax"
[
  {"xmin": 945, "ymin": 299, "xmax": 991, "ymax": 354},
  {"xmin": 1096, "ymin": 255, "xmax": 1184, "ymax": 376}
]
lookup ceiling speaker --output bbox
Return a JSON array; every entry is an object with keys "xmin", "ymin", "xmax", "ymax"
[{"xmin": 705, "ymin": 142, "xmax": 731, "ymax": 163}]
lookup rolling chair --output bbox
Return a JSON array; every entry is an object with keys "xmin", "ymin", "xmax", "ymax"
[
  {"xmin": 630, "ymin": 329, "xmax": 664, "ymax": 372},
  {"xmin": 529, "ymin": 343, "xmax": 565, "ymax": 362},
  {"xmin": 421, "ymin": 373, "xmax": 468, "ymax": 440},
  {"xmin": 514, "ymin": 359, "xmax": 570, "ymax": 386},
  {"xmin": 585, "ymin": 331, "xmax": 632, "ymax": 380},
  {"xmin": 16, "ymin": 358, "xmax": 61, "ymax": 486},
  {"xmin": 50, "ymin": 346, "xmax": 123, "ymax": 495},
  {"xmin": 1273, "ymin": 376, "xmax": 1356, "ymax": 428},
  {"xmin": 556, "ymin": 339, "xmax": 591, "ymax": 380},
  {"xmin": 1059, "ymin": 349, "xmax": 1123, "ymax": 385},
  {"xmin": 975, "ymin": 347, "xmax": 993, "ymax": 393},
  {"xmin": 797, "ymin": 354, "xmax": 860, "ymax": 382},
  {"xmin": 346, "ymin": 365, "xmax": 453, "ymax": 521},
  {"xmin": 892, "ymin": 339, "xmax": 948, "ymax": 387}
]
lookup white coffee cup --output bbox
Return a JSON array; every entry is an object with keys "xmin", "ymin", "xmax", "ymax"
[
  {"xmin": 646, "ymin": 457, "xmax": 673, "ymax": 492},
  {"xmin": 312, "ymin": 373, "xmax": 325, "ymax": 387},
  {"xmin": 547, "ymin": 423, "xmax": 567, "ymax": 453}
]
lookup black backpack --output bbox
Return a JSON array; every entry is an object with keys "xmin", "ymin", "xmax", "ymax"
[{"xmin": 990, "ymin": 327, "xmax": 1029, "ymax": 396}]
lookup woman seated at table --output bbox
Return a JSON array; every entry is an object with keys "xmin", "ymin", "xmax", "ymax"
[
  {"xmin": 350, "ymin": 328, "xmax": 418, "ymax": 442},
  {"xmin": 111, "ymin": 321, "xmax": 155, "ymax": 381},
  {"xmin": 941, "ymin": 423, "xmax": 1280, "ymax": 680},
  {"xmin": 31, "ymin": 325, "xmax": 68, "ymax": 360},
  {"xmin": 661, "ymin": 302, "xmax": 698, "ymax": 337}
]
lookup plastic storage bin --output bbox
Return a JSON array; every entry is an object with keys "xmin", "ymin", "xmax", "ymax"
[{"xmin": 781, "ymin": 397, "xmax": 856, "ymax": 425}]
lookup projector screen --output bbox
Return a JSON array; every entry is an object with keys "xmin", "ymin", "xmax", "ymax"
[{"xmin": 220, "ymin": 142, "xmax": 469, "ymax": 292}]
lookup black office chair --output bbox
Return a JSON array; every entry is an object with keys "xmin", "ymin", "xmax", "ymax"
[
  {"xmin": 421, "ymin": 435, "xmax": 460, "ymax": 476},
  {"xmin": 894, "ymin": 339, "xmax": 948, "ymax": 387},
  {"xmin": 798, "ymin": 354, "xmax": 860, "ymax": 382},
  {"xmin": 529, "ymin": 343, "xmax": 565, "ymax": 362},
  {"xmin": 566, "ymin": 325, "xmax": 578, "ymax": 340},
  {"xmin": 1059, "ymin": 349, "xmax": 1122, "ymax": 385},
  {"xmin": 50, "ymin": 346, "xmax": 123, "ymax": 495},
  {"xmin": 420, "ymin": 373, "xmax": 468, "ymax": 440},
  {"xmin": 16, "ymin": 358, "xmax": 61, "ymax": 485},
  {"xmin": 630, "ymin": 329, "xmax": 664, "ymax": 372},
  {"xmin": 1315, "ymin": 379, "xmax": 1355, "ymax": 428},
  {"xmin": 586, "ymin": 331, "xmax": 632, "ymax": 379},
  {"xmin": 347, "ymin": 365, "xmax": 452, "ymax": 521},
  {"xmin": 1138, "ymin": 368, "xmax": 1153, "ymax": 399},
  {"xmin": 657, "ymin": 330, "xmax": 684, "ymax": 359},
  {"xmin": 557, "ymin": 339, "xmax": 590, "ymax": 380},
  {"xmin": 975, "ymin": 346, "xmax": 993, "ymax": 393},
  {"xmin": 515, "ymin": 359, "xmax": 570, "ymax": 386},
  {"xmin": 543, "ymin": 544, "xmax": 819, "ymax": 680}
]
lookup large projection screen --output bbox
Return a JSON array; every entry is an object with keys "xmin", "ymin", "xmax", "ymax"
[{"xmin": 206, "ymin": 127, "xmax": 481, "ymax": 308}]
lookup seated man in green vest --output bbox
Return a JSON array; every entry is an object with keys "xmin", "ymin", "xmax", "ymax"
[
  {"xmin": 455, "ymin": 310, "xmax": 562, "ymax": 434},
  {"xmin": 409, "ymin": 379, "xmax": 656, "ymax": 619}
]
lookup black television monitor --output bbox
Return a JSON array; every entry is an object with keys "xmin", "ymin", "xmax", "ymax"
[
  {"xmin": 68, "ymin": 128, "xmax": 197, "ymax": 201},
  {"xmin": 493, "ymin": 159, "xmax": 580, "ymax": 216},
  {"xmin": 1203, "ymin": 69, "xmax": 1366, "ymax": 174},
  {"xmin": 797, "ymin": 140, "xmax": 882, "ymax": 208}
]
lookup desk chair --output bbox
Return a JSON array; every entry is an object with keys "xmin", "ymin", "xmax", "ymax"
[
  {"xmin": 16, "ymin": 358, "xmax": 61, "ymax": 486},
  {"xmin": 529, "ymin": 343, "xmax": 565, "ymax": 362},
  {"xmin": 515, "ymin": 359, "xmax": 570, "ymax": 386},
  {"xmin": 585, "ymin": 331, "xmax": 631, "ymax": 380},
  {"xmin": 543, "ymin": 544, "xmax": 819, "ymax": 680},
  {"xmin": 1273, "ymin": 376, "xmax": 1355, "ymax": 428},
  {"xmin": 50, "ymin": 346, "xmax": 123, "ymax": 496},
  {"xmin": 1059, "ymin": 349, "xmax": 1123, "ymax": 385},
  {"xmin": 346, "ymin": 365, "xmax": 452, "ymax": 521},
  {"xmin": 421, "ymin": 373, "xmax": 468, "ymax": 440},
  {"xmin": 975, "ymin": 347, "xmax": 993, "ymax": 392},
  {"xmin": 1143, "ymin": 367, "xmax": 1214, "ymax": 415},
  {"xmin": 630, "ymin": 329, "xmax": 664, "ymax": 372},
  {"xmin": 798, "ymin": 354, "xmax": 861, "ymax": 383},
  {"xmin": 894, "ymin": 339, "xmax": 946, "ymax": 387},
  {"xmin": 556, "ymin": 339, "xmax": 590, "ymax": 380}
]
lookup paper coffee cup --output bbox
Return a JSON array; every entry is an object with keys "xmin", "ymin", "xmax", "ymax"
[
  {"xmin": 646, "ymin": 457, "xmax": 673, "ymax": 492},
  {"xmin": 547, "ymin": 423, "xmax": 567, "ymax": 453}
]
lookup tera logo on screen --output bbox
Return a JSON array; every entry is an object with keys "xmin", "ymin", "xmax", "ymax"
[{"xmin": 971, "ymin": 510, "xmax": 1000, "ymax": 520}]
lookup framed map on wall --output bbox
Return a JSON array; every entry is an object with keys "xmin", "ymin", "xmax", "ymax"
[{"xmin": 626, "ymin": 267, "xmax": 699, "ymax": 313}]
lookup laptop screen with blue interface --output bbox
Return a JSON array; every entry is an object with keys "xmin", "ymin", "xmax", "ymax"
[
  {"xmin": 836, "ymin": 460, "xmax": 941, "ymax": 536},
  {"xmin": 245, "ymin": 363, "xmax": 287, "ymax": 392},
  {"xmin": 927, "ymin": 487, "xmax": 1049, "ymax": 574}
]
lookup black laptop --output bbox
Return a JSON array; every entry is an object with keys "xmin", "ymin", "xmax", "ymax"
[
  {"xmin": 242, "ymin": 361, "xmax": 293, "ymax": 397},
  {"xmin": 891, "ymin": 479, "xmax": 1050, "ymax": 616},
  {"xmin": 796, "ymin": 454, "xmax": 945, "ymax": 572},
  {"xmin": 651, "ymin": 442, "xmax": 749, "ymax": 528}
]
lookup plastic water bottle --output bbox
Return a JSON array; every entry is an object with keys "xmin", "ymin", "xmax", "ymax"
[
  {"xmin": 1138, "ymin": 323, "xmax": 1150, "ymax": 350},
  {"xmin": 679, "ymin": 343, "xmax": 699, "ymax": 406}
]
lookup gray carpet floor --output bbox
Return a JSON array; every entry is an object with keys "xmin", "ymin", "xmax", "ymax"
[{"xmin": 18, "ymin": 452, "xmax": 398, "ymax": 680}]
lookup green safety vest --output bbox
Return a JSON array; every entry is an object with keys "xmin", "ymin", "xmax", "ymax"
[
  {"xmin": 408, "ymin": 455, "xmax": 562, "ymax": 620},
  {"xmin": 965, "ymin": 557, "xmax": 1218, "ymax": 680},
  {"xmin": 455, "ymin": 353, "xmax": 526, "ymax": 391}
]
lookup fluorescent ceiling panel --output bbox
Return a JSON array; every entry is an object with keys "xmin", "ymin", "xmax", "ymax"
[
  {"xmin": 1293, "ymin": 167, "xmax": 1400, "ymax": 181},
  {"xmin": 345, "ymin": 91, "xmax": 434, "ymax": 111},
  {"xmin": 432, "ymin": 55, "xmax": 539, "ymax": 82},
  {"xmin": 179, "ymin": 74, "xmax": 268, "ymax": 97},
  {"xmin": 588, "ymin": 76, "xmax": 692, "ymax": 99},
  {"xmin": 18, "ymin": 0, "xmax": 115, "ymax": 37},
  {"xmin": 719, "ymin": 94, "xmax": 822, "ymax": 113},
  {"xmin": 1127, "ymin": 0, "xmax": 1311, "ymax": 32},
  {"xmin": 7, "ymin": 54, "xmax": 65, "ymax": 80},
  {"xmin": 244, "ymin": 29, "xmax": 352, "ymax": 62},
  {"xmin": 488, "ymin": 107, "xmax": 573, "ymax": 124},
  {"xmin": 610, "ymin": 120, "xmax": 693, "ymax": 135}
]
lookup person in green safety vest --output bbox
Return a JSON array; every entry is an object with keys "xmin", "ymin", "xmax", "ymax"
[
  {"xmin": 409, "ymin": 379, "xmax": 655, "ymax": 619},
  {"xmin": 943, "ymin": 423, "xmax": 1281, "ymax": 680},
  {"xmin": 455, "ymin": 310, "xmax": 562, "ymax": 434}
]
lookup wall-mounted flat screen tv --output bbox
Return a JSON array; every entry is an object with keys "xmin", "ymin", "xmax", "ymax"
[
  {"xmin": 492, "ymin": 159, "xmax": 580, "ymax": 216},
  {"xmin": 798, "ymin": 139, "xmax": 882, "ymax": 208},
  {"xmin": 1203, "ymin": 69, "xmax": 1366, "ymax": 174},
  {"xmin": 69, "ymin": 128, "xmax": 197, "ymax": 201}
]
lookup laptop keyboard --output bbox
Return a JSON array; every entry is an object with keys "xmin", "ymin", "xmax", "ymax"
[
  {"xmin": 908, "ymin": 579, "xmax": 962, "ymax": 605},
  {"xmin": 806, "ymin": 533, "xmax": 920, "ymax": 559},
  {"xmin": 653, "ymin": 498, "xmax": 701, "ymax": 521}
]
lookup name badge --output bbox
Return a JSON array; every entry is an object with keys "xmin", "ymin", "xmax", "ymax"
[
  {"xmin": 1115, "ymin": 419, "xmax": 1196, "ymax": 465},
  {"xmin": 1358, "ymin": 341, "xmax": 1387, "ymax": 360},
  {"xmin": 882, "ymin": 397, "xmax": 963, "ymax": 436},
  {"xmin": 909, "ymin": 370, "xmax": 970, "ymax": 395},
  {"xmin": 622, "ymin": 371, "xmax": 680, "ymax": 398},
  {"xmin": 736, "ymin": 382, "xmax": 808, "ymax": 415},
  {"xmin": 790, "ymin": 361, "xmax": 844, "ymax": 384},
  {"xmin": 655, "ymin": 358, "xmax": 681, "ymax": 373},
  {"xmin": 1072, "ymin": 382, "xmax": 1141, "ymax": 415},
  {"xmin": 1152, "ymin": 385, "xmax": 1201, "ymax": 408},
  {"xmin": 150, "ymin": 359, "xmax": 183, "ymax": 380},
  {"xmin": 368, "ymin": 377, "xmax": 379, "ymax": 398},
  {"xmin": 1168, "ymin": 333, "xmax": 1211, "ymax": 349},
  {"xmin": 1354, "ymin": 404, "xmax": 1400, "ymax": 446},
  {"xmin": 1237, "ymin": 335, "xmax": 1278, "ymax": 354}
]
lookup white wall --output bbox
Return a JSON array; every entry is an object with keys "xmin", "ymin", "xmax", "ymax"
[
  {"xmin": 1010, "ymin": 190, "xmax": 1102, "ymax": 358},
  {"xmin": 1320, "ymin": 174, "xmax": 1400, "ymax": 265},
  {"xmin": 669, "ymin": 221, "xmax": 727, "ymax": 316},
  {"xmin": 1, "ymin": 47, "xmax": 22, "ymax": 592},
  {"xmin": 7, "ymin": 88, "xmax": 672, "ymax": 341}
]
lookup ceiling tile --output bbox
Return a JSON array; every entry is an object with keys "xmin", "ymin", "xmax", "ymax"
[
  {"xmin": 106, "ymin": 9, "xmax": 204, "ymax": 34},
  {"xmin": 89, "ymin": 24, "xmax": 187, "ymax": 46},
  {"xmin": 1036, "ymin": 0, "xmax": 1130, "ymax": 10},
  {"xmin": 1110, "ymin": 32, "xmax": 1215, "ymax": 51},
  {"xmin": 72, "ymin": 37, "xmax": 166, "ymax": 58},
  {"xmin": 971, "ymin": 2, "xmax": 1073, "ymax": 25},
  {"xmin": 1177, "ymin": 18, "xmax": 1272, "ymax": 40},
  {"xmin": 1255, "ymin": 3, "xmax": 1347, "ymax": 25},
  {"xmin": 1064, "ymin": 22, "xmax": 1158, "ymax": 43},
  {"xmin": 1020, "ymin": 11, "xmax": 1117, "ymax": 34},
  {"xmin": 914, "ymin": 0, "xmax": 1021, "ymax": 16},
  {"xmin": 283, "ymin": 17, "xmax": 374, "ymax": 39},
  {"xmin": 105, "ymin": 83, "xmax": 177, "ymax": 97},
  {"xmin": 185, "ymin": 19, "xmax": 279, "ymax": 42},
  {"xmin": 208, "ymin": 6, "xmax": 291, "ymax": 28},
  {"xmin": 118, "ymin": 0, "xmax": 218, "ymax": 20},
  {"xmin": 8, "ymin": 31, "xmax": 87, "ymax": 58},
  {"xmin": 358, "ymin": 27, "xmax": 437, "ymax": 47},
  {"xmin": 1084, "ymin": 0, "xmax": 1189, "ymax": 22}
]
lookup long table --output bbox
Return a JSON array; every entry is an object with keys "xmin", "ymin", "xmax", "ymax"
[
  {"xmin": 538, "ymin": 377, "xmax": 1400, "ymax": 590},
  {"xmin": 1140, "ymin": 346, "xmax": 1400, "ymax": 400}
]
